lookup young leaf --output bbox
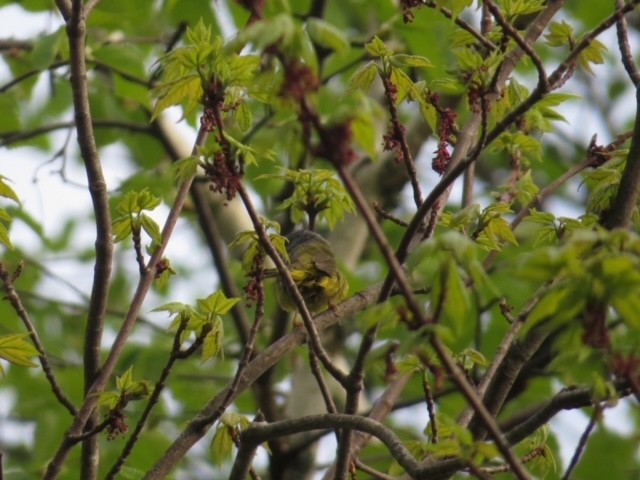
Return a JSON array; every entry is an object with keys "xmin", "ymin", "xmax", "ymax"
[
  {"xmin": 197, "ymin": 290, "xmax": 241, "ymax": 316},
  {"xmin": 545, "ymin": 21, "xmax": 574, "ymax": 47},
  {"xmin": 365, "ymin": 36, "xmax": 392, "ymax": 58},
  {"xmin": 233, "ymin": 100, "xmax": 253, "ymax": 133},
  {"xmin": 391, "ymin": 54, "xmax": 432, "ymax": 69},
  {"xmin": 306, "ymin": 18, "xmax": 350, "ymax": 53},
  {"xmin": 172, "ymin": 156, "xmax": 199, "ymax": 184},
  {"xmin": 0, "ymin": 176, "xmax": 20, "ymax": 204},
  {"xmin": 140, "ymin": 213, "xmax": 162, "ymax": 245},
  {"xmin": 0, "ymin": 223, "xmax": 14, "ymax": 250},
  {"xmin": 202, "ymin": 317, "xmax": 224, "ymax": 361},
  {"xmin": 0, "ymin": 333, "xmax": 38, "ymax": 369},
  {"xmin": 116, "ymin": 366, "xmax": 134, "ymax": 391},
  {"xmin": 211, "ymin": 424, "xmax": 235, "ymax": 465},
  {"xmin": 348, "ymin": 61, "xmax": 379, "ymax": 93}
]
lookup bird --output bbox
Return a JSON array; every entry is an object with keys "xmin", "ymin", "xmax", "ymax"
[{"xmin": 275, "ymin": 230, "xmax": 349, "ymax": 314}]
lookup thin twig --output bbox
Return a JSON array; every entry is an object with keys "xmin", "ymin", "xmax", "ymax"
[
  {"xmin": 0, "ymin": 263, "xmax": 77, "ymax": 416},
  {"xmin": 423, "ymin": 0, "xmax": 497, "ymax": 51},
  {"xmin": 43, "ymin": 125, "xmax": 205, "ymax": 480},
  {"xmin": 373, "ymin": 201, "xmax": 409, "ymax": 227},
  {"xmin": 381, "ymin": 74, "xmax": 423, "ymax": 209},
  {"xmin": 231, "ymin": 414, "xmax": 423, "ymax": 480},
  {"xmin": 422, "ymin": 372, "xmax": 438, "ymax": 443},
  {"xmin": 354, "ymin": 459, "xmax": 396, "ymax": 480},
  {"xmin": 236, "ymin": 185, "xmax": 349, "ymax": 387},
  {"xmin": 150, "ymin": 119, "xmax": 252, "ymax": 343},
  {"xmin": 561, "ymin": 406, "xmax": 600, "ymax": 480},
  {"xmin": 457, "ymin": 295, "xmax": 537, "ymax": 427},
  {"xmin": 201, "ymin": 267, "xmax": 271, "ymax": 426},
  {"xmin": 336, "ymin": 168, "xmax": 531, "ymax": 478},
  {"xmin": 321, "ymin": 373, "xmax": 412, "ymax": 480},
  {"xmin": 104, "ymin": 319, "xmax": 195, "ymax": 479},
  {"xmin": 0, "ymin": 119, "xmax": 153, "ymax": 147},
  {"xmin": 616, "ymin": 0, "xmax": 640, "ymax": 87},
  {"xmin": 484, "ymin": 0, "xmax": 549, "ymax": 90},
  {"xmin": 308, "ymin": 349, "xmax": 339, "ymax": 416},
  {"xmin": 144, "ymin": 284, "xmax": 382, "ymax": 479}
]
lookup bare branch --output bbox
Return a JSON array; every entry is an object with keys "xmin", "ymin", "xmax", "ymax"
[
  {"xmin": 561, "ymin": 406, "xmax": 600, "ymax": 480},
  {"xmin": 0, "ymin": 263, "xmax": 77, "ymax": 416}
]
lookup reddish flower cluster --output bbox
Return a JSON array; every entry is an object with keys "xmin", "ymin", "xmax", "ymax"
[
  {"xmin": 204, "ymin": 151, "xmax": 241, "ymax": 203},
  {"xmin": 105, "ymin": 409, "xmax": 128, "ymax": 441},
  {"xmin": 281, "ymin": 60, "xmax": 320, "ymax": 101},
  {"xmin": 399, "ymin": 0, "xmax": 423, "ymax": 23},
  {"xmin": 383, "ymin": 122, "xmax": 407, "ymax": 164},
  {"xmin": 243, "ymin": 256, "xmax": 265, "ymax": 307},
  {"xmin": 582, "ymin": 301, "xmax": 609, "ymax": 348},
  {"xmin": 201, "ymin": 80, "xmax": 224, "ymax": 132},
  {"xmin": 429, "ymin": 92, "xmax": 457, "ymax": 175},
  {"xmin": 612, "ymin": 353, "xmax": 640, "ymax": 377},
  {"xmin": 243, "ymin": 277, "xmax": 261, "ymax": 308},
  {"xmin": 315, "ymin": 121, "xmax": 358, "ymax": 167}
]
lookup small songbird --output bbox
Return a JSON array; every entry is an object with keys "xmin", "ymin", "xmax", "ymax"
[{"xmin": 275, "ymin": 230, "xmax": 349, "ymax": 314}]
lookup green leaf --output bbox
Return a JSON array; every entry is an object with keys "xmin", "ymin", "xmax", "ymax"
[
  {"xmin": 0, "ymin": 334, "xmax": 39, "ymax": 369},
  {"xmin": 515, "ymin": 170, "xmax": 540, "ymax": 205},
  {"xmin": 351, "ymin": 104, "xmax": 378, "ymax": 157},
  {"xmin": 611, "ymin": 289, "xmax": 640, "ymax": 330},
  {"xmin": 364, "ymin": 36, "xmax": 392, "ymax": 58},
  {"xmin": 211, "ymin": 423, "xmax": 235, "ymax": 465},
  {"xmin": 197, "ymin": 290, "xmax": 241, "ymax": 316},
  {"xmin": 348, "ymin": 61, "xmax": 379, "ymax": 93},
  {"xmin": 113, "ymin": 75, "xmax": 152, "ymax": 109},
  {"xmin": 152, "ymin": 301, "xmax": 191, "ymax": 314},
  {"xmin": 578, "ymin": 38, "xmax": 607, "ymax": 75},
  {"xmin": 152, "ymin": 74, "xmax": 202, "ymax": 120},
  {"xmin": 306, "ymin": 18, "xmax": 350, "ymax": 53},
  {"xmin": 172, "ymin": 156, "xmax": 199, "ymax": 183},
  {"xmin": 0, "ymin": 93, "xmax": 21, "ymax": 134},
  {"xmin": 233, "ymin": 100, "xmax": 253, "ymax": 133},
  {"xmin": 0, "ymin": 176, "xmax": 20, "ymax": 203},
  {"xmin": 29, "ymin": 28, "xmax": 64, "ymax": 70},
  {"xmin": 391, "ymin": 54, "xmax": 432, "ymax": 69},
  {"xmin": 396, "ymin": 354, "xmax": 423, "ymax": 374},
  {"xmin": 98, "ymin": 391, "xmax": 121, "ymax": 409},
  {"xmin": 116, "ymin": 366, "xmax": 134, "ymax": 390},
  {"xmin": 140, "ymin": 213, "xmax": 162, "ymax": 245},
  {"xmin": 0, "ymin": 222, "xmax": 13, "ymax": 250},
  {"xmin": 260, "ymin": 168, "xmax": 354, "ymax": 229},
  {"xmin": 545, "ymin": 21, "xmax": 573, "ymax": 47},
  {"xmin": 390, "ymin": 67, "xmax": 416, "ymax": 104},
  {"xmin": 440, "ymin": 259, "xmax": 470, "ymax": 335},
  {"xmin": 499, "ymin": 0, "xmax": 545, "ymax": 20},
  {"xmin": 460, "ymin": 348, "xmax": 489, "ymax": 367},
  {"xmin": 525, "ymin": 285, "xmax": 586, "ymax": 331},
  {"xmin": 93, "ymin": 43, "xmax": 147, "ymax": 79},
  {"xmin": 112, "ymin": 218, "xmax": 133, "ymax": 243},
  {"xmin": 220, "ymin": 412, "xmax": 251, "ymax": 429},
  {"xmin": 202, "ymin": 317, "xmax": 224, "ymax": 361}
]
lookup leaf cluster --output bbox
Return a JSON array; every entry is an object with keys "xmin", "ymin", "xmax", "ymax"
[{"xmin": 154, "ymin": 291, "xmax": 241, "ymax": 362}]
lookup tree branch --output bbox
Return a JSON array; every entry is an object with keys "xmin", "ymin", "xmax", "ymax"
[
  {"xmin": 143, "ymin": 283, "xmax": 382, "ymax": 479},
  {"xmin": 0, "ymin": 263, "xmax": 77, "ymax": 416},
  {"xmin": 43, "ymin": 120, "xmax": 205, "ymax": 479},
  {"xmin": 61, "ymin": 0, "xmax": 114, "ymax": 476}
]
